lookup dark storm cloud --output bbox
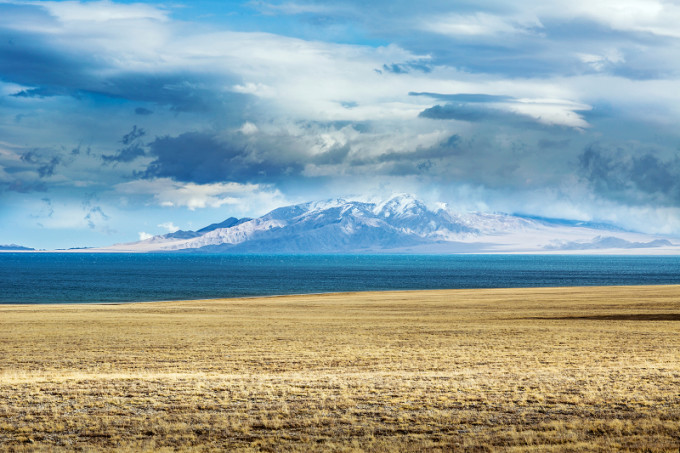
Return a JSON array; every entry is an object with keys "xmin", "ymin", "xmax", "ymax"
[
  {"xmin": 142, "ymin": 131, "xmax": 305, "ymax": 184},
  {"xmin": 141, "ymin": 123, "xmax": 468, "ymax": 187},
  {"xmin": 136, "ymin": 120, "xmax": 578, "ymax": 192},
  {"xmin": 579, "ymin": 145, "xmax": 680, "ymax": 206},
  {"xmin": 0, "ymin": 27, "xmax": 95, "ymax": 92}
]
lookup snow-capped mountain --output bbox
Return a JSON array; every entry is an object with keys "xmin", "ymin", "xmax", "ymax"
[{"xmin": 94, "ymin": 194, "xmax": 680, "ymax": 254}]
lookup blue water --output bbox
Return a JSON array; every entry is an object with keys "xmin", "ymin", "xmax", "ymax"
[{"xmin": 1, "ymin": 253, "xmax": 680, "ymax": 304}]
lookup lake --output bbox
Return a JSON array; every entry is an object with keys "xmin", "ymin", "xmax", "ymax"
[{"xmin": 2, "ymin": 253, "xmax": 680, "ymax": 304}]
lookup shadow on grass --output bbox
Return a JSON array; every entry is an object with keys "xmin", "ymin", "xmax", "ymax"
[{"xmin": 527, "ymin": 314, "xmax": 680, "ymax": 321}]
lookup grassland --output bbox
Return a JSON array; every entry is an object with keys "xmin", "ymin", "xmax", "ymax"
[{"xmin": 1, "ymin": 285, "xmax": 679, "ymax": 451}]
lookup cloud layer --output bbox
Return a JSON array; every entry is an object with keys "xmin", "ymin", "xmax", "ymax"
[{"xmin": 1, "ymin": 0, "xmax": 680, "ymax": 247}]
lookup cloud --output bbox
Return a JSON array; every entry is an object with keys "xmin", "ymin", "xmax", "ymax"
[
  {"xmin": 84, "ymin": 205, "xmax": 109, "ymax": 229},
  {"xmin": 0, "ymin": 3, "xmax": 246, "ymax": 113},
  {"xmin": 423, "ymin": 12, "xmax": 543, "ymax": 37},
  {"xmin": 420, "ymin": 103, "xmax": 517, "ymax": 123},
  {"xmin": 102, "ymin": 126, "xmax": 147, "ymax": 163},
  {"xmin": 6, "ymin": 180, "xmax": 47, "ymax": 193},
  {"xmin": 34, "ymin": 0, "xmax": 169, "ymax": 23},
  {"xmin": 37, "ymin": 157, "xmax": 60, "ymax": 177},
  {"xmin": 238, "ymin": 122, "xmax": 258, "ymax": 135},
  {"xmin": 410, "ymin": 92, "xmax": 515, "ymax": 103},
  {"xmin": 252, "ymin": 1, "xmax": 343, "ymax": 16},
  {"xmin": 381, "ymin": 61, "xmax": 432, "ymax": 74},
  {"xmin": 2, "ymin": 0, "xmax": 680, "ymax": 246},
  {"xmin": 121, "ymin": 125, "xmax": 145, "ymax": 145},
  {"xmin": 579, "ymin": 144, "xmax": 680, "ymax": 206},
  {"xmin": 138, "ymin": 231, "xmax": 153, "ymax": 240},
  {"xmin": 416, "ymin": 93, "xmax": 591, "ymax": 129},
  {"xmin": 28, "ymin": 197, "xmax": 54, "ymax": 220},
  {"xmin": 157, "ymin": 221, "xmax": 179, "ymax": 233},
  {"xmin": 142, "ymin": 132, "xmax": 288, "ymax": 184},
  {"xmin": 102, "ymin": 144, "xmax": 145, "ymax": 164},
  {"xmin": 115, "ymin": 177, "xmax": 285, "ymax": 211},
  {"xmin": 19, "ymin": 151, "xmax": 61, "ymax": 177},
  {"xmin": 577, "ymin": 50, "xmax": 625, "ymax": 72},
  {"xmin": 0, "ymin": 1, "xmax": 420, "ymax": 121},
  {"xmin": 139, "ymin": 127, "xmax": 359, "ymax": 185},
  {"xmin": 553, "ymin": 0, "xmax": 680, "ymax": 38},
  {"xmin": 418, "ymin": 1, "xmax": 680, "ymax": 41}
]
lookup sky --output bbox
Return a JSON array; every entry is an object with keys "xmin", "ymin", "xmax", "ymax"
[{"xmin": 1, "ymin": 0, "xmax": 680, "ymax": 249}]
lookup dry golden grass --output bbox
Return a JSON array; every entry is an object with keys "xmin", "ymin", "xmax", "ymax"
[{"xmin": 1, "ymin": 285, "xmax": 680, "ymax": 451}]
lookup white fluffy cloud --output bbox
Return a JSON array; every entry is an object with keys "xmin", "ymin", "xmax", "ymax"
[
  {"xmin": 2, "ymin": 0, "xmax": 596, "ymax": 128},
  {"xmin": 23, "ymin": 0, "xmax": 169, "ymax": 22},
  {"xmin": 115, "ymin": 178, "xmax": 286, "ymax": 214},
  {"xmin": 422, "ymin": 0, "xmax": 680, "ymax": 39},
  {"xmin": 157, "ymin": 221, "xmax": 179, "ymax": 233},
  {"xmin": 555, "ymin": 0, "xmax": 680, "ymax": 38}
]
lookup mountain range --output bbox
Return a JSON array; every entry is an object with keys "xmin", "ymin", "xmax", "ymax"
[
  {"xmin": 93, "ymin": 194, "xmax": 680, "ymax": 254},
  {"xmin": 0, "ymin": 244, "xmax": 35, "ymax": 251}
]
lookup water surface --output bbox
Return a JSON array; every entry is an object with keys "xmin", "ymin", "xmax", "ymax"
[{"xmin": 2, "ymin": 253, "xmax": 680, "ymax": 304}]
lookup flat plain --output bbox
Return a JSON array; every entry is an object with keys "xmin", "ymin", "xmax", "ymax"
[{"xmin": 1, "ymin": 285, "xmax": 679, "ymax": 451}]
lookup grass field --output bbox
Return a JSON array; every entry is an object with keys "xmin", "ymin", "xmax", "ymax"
[{"xmin": 1, "ymin": 285, "xmax": 679, "ymax": 451}]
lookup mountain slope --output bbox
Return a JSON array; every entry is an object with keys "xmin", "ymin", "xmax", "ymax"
[
  {"xmin": 0, "ymin": 244, "xmax": 35, "ymax": 251},
  {"xmin": 94, "ymin": 194, "xmax": 680, "ymax": 254}
]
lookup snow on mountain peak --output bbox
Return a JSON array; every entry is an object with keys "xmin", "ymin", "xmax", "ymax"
[
  {"xmin": 373, "ymin": 193, "xmax": 426, "ymax": 217},
  {"xmin": 95, "ymin": 194, "xmax": 678, "ymax": 254}
]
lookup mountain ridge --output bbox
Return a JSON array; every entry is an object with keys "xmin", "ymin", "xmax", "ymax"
[
  {"xmin": 0, "ymin": 244, "xmax": 35, "ymax": 251},
  {"xmin": 93, "ymin": 194, "xmax": 680, "ymax": 254}
]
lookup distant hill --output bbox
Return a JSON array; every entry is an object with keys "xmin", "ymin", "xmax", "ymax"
[
  {"xmin": 0, "ymin": 244, "xmax": 35, "ymax": 251},
  {"xmin": 91, "ymin": 194, "xmax": 680, "ymax": 254}
]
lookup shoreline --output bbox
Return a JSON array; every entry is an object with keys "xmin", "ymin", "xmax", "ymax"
[{"xmin": 3, "ymin": 283, "xmax": 680, "ymax": 307}]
